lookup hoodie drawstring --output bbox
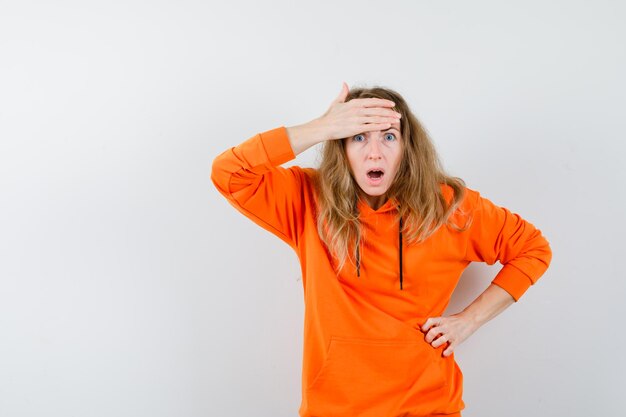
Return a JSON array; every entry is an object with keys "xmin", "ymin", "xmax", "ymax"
[
  {"xmin": 355, "ymin": 215, "xmax": 404, "ymax": 290},
  {"xmin": 399, "ymin": 216, "xmax": 403, "ymax": 290}
]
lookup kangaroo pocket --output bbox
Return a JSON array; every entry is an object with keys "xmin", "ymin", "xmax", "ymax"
[{"xmin": 305, "ymin": 335, "xmax": 446, "ymax": 416}]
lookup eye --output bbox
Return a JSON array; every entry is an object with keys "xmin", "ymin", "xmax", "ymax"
[
  {"xmin": 353, "ymin": 134, "xmax": 365, "ymax": 142},
  {"xmin": 385, "ymin": 133, "xmax": 397, "ymax": 141}
]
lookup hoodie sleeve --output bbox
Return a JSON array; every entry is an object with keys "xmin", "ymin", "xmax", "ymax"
[
  {"xmin": 210, "ymin": 125, "xmax": 305, "ymax": 251},
  {"xmin": 463, "ymin": 188, "xmax": 553, "ymax": 301}
]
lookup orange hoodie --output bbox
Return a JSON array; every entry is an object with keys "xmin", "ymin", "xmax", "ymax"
[{"xmin": 211, "ymin": 125, "xmax": 552, "ymax": 417}]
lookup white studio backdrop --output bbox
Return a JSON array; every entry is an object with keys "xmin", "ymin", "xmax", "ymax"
[{"xmin": 1, "ymin": 1, "xmax": 624, "ymax": 416}]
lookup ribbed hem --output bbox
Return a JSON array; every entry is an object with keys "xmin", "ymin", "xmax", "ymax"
[
  {"xmin": 259, "ymin": 125, "xmax": 296, "ymax": 165},
  {"xmin": 492, "ymin": 263, "xmax": 534, "ymax": 301}
]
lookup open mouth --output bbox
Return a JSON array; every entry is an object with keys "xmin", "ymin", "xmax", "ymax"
[{"xmin": 366, "ymin": 169, "xmax": 385, "ymax": 183}]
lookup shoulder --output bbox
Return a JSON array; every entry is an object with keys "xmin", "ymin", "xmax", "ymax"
[
  {"xmin": 293, "ymin": 166, "xmax": 320, "ymax": 190},
  {"xmin": 299, "ymin": 166, "xmax": 318, "ymax": 180},
  {"xmin": 439, "ymin": 183, "xmax": 482, "ymax": 232},
  {"xmin": 439, "ymin": 182, "xmax": 479, "ymax": 209}
]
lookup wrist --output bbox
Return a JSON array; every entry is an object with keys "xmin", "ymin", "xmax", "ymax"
[
  {"xmin": 459, "ymin": 309, "xmax": 482, "ymax": 330},
  {"xmin": 285, "ymin": 119, "xmax": 327, "ymax": 155}
]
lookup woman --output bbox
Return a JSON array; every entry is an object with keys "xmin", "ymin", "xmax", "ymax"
[{"xmin": 211, "ymin": 83, "xmax": 552, "ymax": 417}]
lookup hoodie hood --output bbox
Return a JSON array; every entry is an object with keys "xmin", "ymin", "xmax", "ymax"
[
  {"xmin": 356, "ymin": 195, "xmax": 398, "ymax": 215},
  {"xmin": 355, "ymin": 196, "xmax": 405, "ymax": 290}
]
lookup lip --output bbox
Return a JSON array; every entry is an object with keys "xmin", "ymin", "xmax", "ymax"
[
  {"xmin": 365, "ymin": 175, "xmax": 384, "ymax": 186},
  {"xmin": 365, "ymin": 168, "xmax": 385, "ymax": 186},
  {"xmin": 367, "ymin": 167, "xmax": 386, "ymax": 174}
]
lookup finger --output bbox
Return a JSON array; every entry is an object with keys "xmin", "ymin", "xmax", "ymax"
[
  {"xmin": 421, "ymin": 318, "xmax": 432, "ymax": 332},
  {"xmin": 351, "ymin": 98, "xmax": 395, "ymax": 108},
  {"xmin": 433, "ymin": 334, "xmax": 450, "ymax": 348},
  {"xmin": 359, "ymin": 122, "xmax": 392, "ymax": 132},
  {"xmin": 422, "ymin": 317, "xmax": 440, "ymax": 332},
  {"xmin": 443, "ymin": 345, "xmax": 454, "ymax": 357},
  {"xmin": 358, "ymin": 116, "xmax": 400, "ymax": 127},
  {"xmin": 333, "ymin": 82, "xmax": 349, "ymax": 104},
  {"xmin": 357, "ymin": 107, "xmax": 402, "ymax": 119},
  {"xmin": 425, "ymin": 327, "xmax": 443, "ymax": 343}
]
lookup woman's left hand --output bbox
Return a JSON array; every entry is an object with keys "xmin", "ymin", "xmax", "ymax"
[{"xmin": 420, "ymin": 314, "xmax": 479, "ymax": 357}]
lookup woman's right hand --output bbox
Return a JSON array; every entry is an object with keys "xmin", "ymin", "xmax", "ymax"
[
  {"xmin": 316, "ymin": 81, "xmax": 401, "ymax": 142},
  {"xmin": 286, "ymin": 82, "xmax": 402, "ymax": 156}
]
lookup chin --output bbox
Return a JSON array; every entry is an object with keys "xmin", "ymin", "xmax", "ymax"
[{"xmin": 360, "ymin": 186, "xmax": 388, "ymax": 196}]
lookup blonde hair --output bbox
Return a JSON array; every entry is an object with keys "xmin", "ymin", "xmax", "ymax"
[{"xmin": 310, "ymin": 85, "xmax": 473, "ymax": 273}]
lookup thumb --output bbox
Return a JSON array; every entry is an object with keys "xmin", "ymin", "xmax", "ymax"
[{"xmin": 332, "ymin": 81, "xmax": 349, "ymax": 104}]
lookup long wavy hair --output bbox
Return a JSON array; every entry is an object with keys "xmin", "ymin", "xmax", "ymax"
[{"xmin": 311, "ymin": 85, "xmax": 473, "ymax": 273}]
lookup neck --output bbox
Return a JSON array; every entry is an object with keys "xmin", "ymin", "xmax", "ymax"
[{"xmin": 360, "ymin": 192, "xmax": 387, "ymax": 211}]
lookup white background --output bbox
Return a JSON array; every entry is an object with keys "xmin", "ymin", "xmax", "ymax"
[{"xmin": 1, "ymin": 1, "xmax": 624, "ymax": 416}]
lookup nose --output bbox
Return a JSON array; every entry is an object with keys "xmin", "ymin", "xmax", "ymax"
[{"xmin": 367, "ymin": 136, "xmax": 382, "ymax": 160}]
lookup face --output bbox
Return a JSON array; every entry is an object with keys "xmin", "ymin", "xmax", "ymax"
[{"xmin": 344, "ymin": 120, "xmax": 403, "ymax": 210}]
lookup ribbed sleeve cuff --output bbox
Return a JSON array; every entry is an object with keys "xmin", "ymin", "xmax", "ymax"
[
  {"xmin": 491, "ymin": 263, "xmax": 534, "ymax": 302},
  {"xmin": 259, "ymin": 126, "xmax": 296, "ymax": 166}
]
